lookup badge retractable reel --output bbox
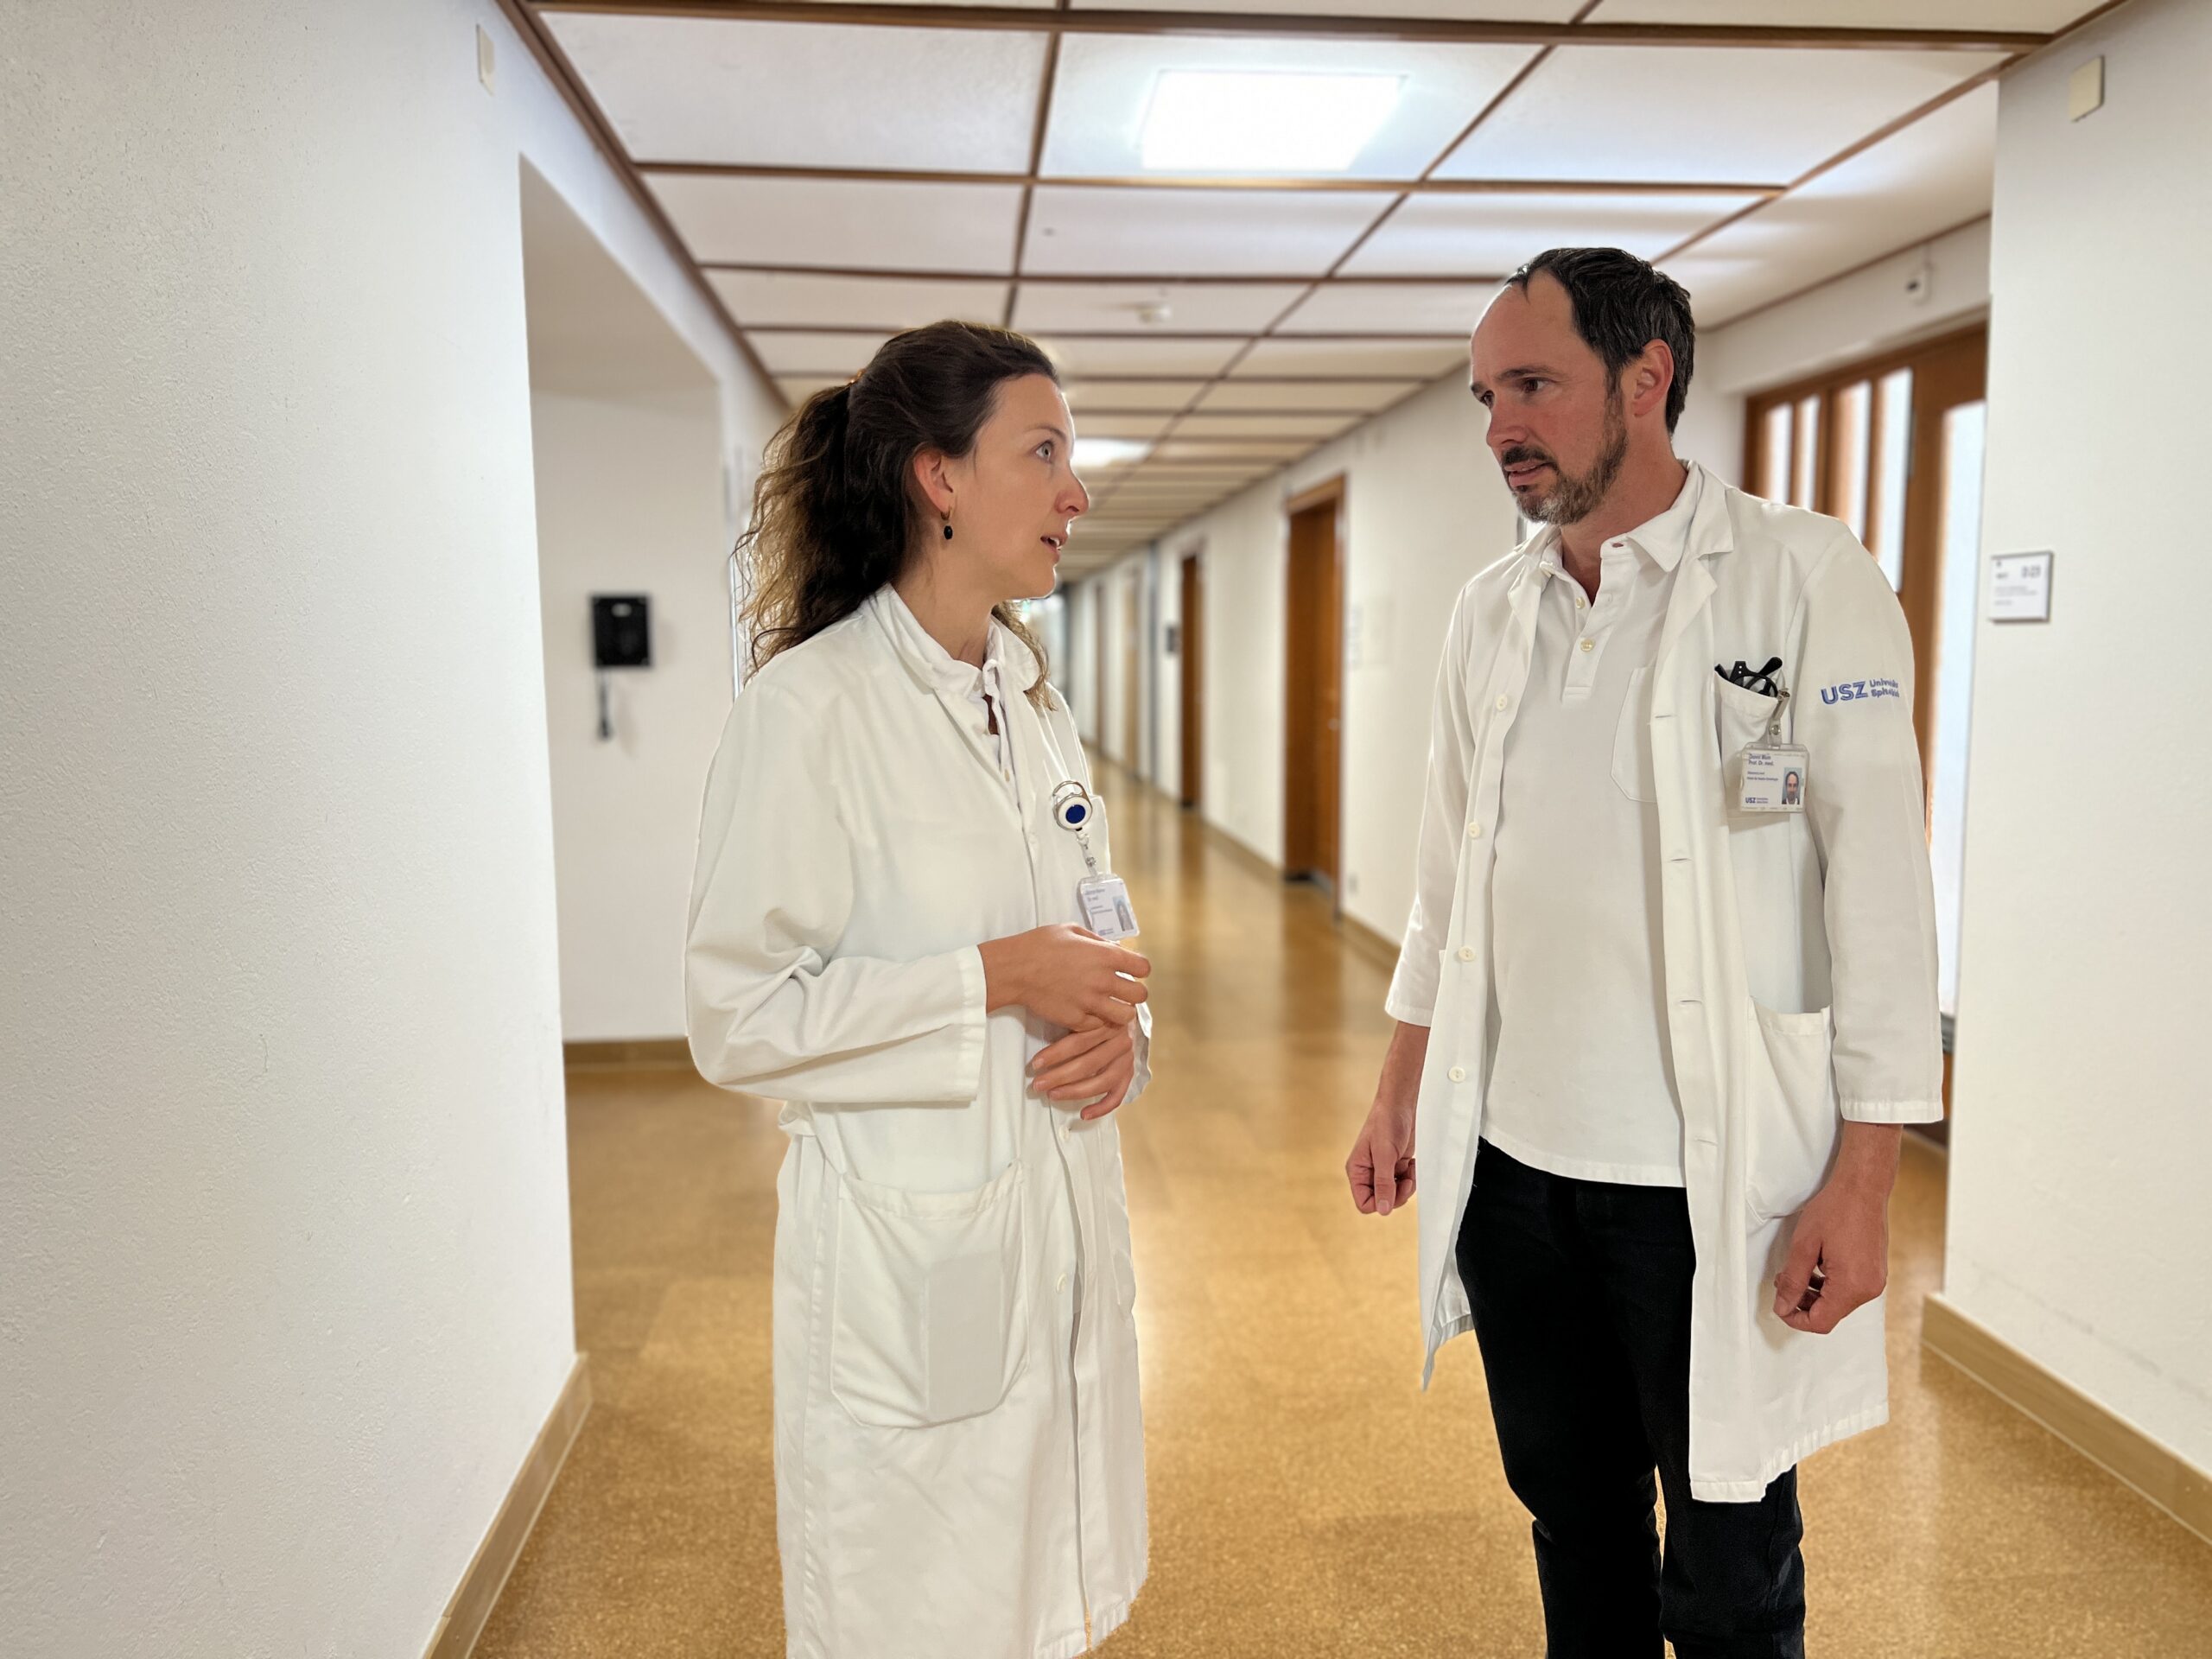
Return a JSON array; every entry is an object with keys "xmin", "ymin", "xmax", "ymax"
[{"xmin": 1052, "ymin": 781, "xmax": 1141, "ymax": 940}]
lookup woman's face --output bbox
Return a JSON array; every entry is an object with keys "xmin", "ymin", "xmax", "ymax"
[{"xmin": 919, "ymin": 372, "xmax": 1090, "ymax": 602}]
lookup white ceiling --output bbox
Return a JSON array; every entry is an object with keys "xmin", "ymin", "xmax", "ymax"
[{"xmin": 537, "ymin": 0, "xmax": 2108, "ymax": 569}]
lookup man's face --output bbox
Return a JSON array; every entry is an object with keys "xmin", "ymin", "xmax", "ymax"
[{"xmin": 1469, "ymin": 271, "xmax": 1628, "ymax": 526}]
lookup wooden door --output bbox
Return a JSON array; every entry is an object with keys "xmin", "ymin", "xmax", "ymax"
[
  {"xmin": 1121, "ymin": 574, "xmax": 1141, "ymax": 772},
  {"xmin": 1283, "ymin": 480, "xmax": 1344, "ymax": 895},
  {"xmin": 1179, "ymin": 551, "xmax": 1204, "ymax": 809}
]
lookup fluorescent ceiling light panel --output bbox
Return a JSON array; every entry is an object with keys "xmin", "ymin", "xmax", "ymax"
[
  {"xmin": 1073, "ymin": 437, "xmax": 1153, "ymax": 468},
  {"xmin": 1140, "ymin": 70, "xmax": 1404, "ymax": 174}
]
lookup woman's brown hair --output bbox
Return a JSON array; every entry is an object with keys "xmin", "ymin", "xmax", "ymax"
[{"xmin": 739, "ymin": 321, "xmax": 1060, "ymax": 705}]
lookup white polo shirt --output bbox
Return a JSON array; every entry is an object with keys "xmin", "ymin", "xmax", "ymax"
[{"xmin": 1482, "ymin": 467, "xmax": 1700, "ymax": 1188}]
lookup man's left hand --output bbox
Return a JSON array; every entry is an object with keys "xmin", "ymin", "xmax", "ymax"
[{"xmin": 1771, "ymin": 1122, "xmax": 1902, "ymax": 1334}]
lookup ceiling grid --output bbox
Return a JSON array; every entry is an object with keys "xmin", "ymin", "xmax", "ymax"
[{"xmin": 519, "ymin": 0, "xmax": 2115, "ymax": 571}]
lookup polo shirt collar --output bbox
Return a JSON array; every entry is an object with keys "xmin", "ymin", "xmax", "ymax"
[{"xmin": 1522, "ymin": 460, "xmax": 1711, "ymax": 587}]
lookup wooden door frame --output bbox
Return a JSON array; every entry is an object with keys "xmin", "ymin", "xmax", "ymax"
[
  {"xmin": 1178, "ymin": 546, "xmax": 1205, "ymax": 810},
  {"xmin": 1282, "ymin": 475, "xmax": 1348, "ymax": 900}
]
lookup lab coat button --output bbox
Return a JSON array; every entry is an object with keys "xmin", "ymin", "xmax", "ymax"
[
  {"xmin": 1448, "ymin": 1065, "xmax": 1467, "ymax": 1083},
  {"xmin": 1465, "ymin": 821, "xmax": 1483, "ymax": 839},
  {"xmin": 1495, "ymin": 695, "xmax": 1510, "ymax": 711},
  {"xmin": 1580, "ymin": 638, "xmax": 1594, "ymax": 653},
  {"xmin": 1458, "ymin": 946, "xmax": 1477, "ymax": 962}
]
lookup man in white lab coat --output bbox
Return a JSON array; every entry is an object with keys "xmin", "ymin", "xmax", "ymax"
[{"xmin": 1346, "ymin": 248, "xmax": 1942, "ymax": 1657}]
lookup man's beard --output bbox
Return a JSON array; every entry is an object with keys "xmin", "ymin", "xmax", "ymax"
[{"xmin": 1506, "ymin": 388, "xmax": 1628, "ymax": 525}]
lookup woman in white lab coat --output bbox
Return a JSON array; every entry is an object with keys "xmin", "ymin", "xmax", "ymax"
[{"xmin": 685, "ymin": 321, "xmax": 1153, "ymax": 1659}]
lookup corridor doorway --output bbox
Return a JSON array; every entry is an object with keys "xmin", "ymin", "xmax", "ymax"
[
  {"xmin": 1283, "ymin": 477, "xmax": 1346, "ymax": 900},
  {"xmin": 1746, "ymin": 323, "xmax": 1989, "ymax": 1137}
]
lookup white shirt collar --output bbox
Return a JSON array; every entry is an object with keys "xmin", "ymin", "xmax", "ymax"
[
  {"xmin": 1529, "ymin": 461, "xmax": 1707, "ymax": 582},
  {"xmin": 871, "ymin": 583, "xmax": 1011, "ymax": 698}
]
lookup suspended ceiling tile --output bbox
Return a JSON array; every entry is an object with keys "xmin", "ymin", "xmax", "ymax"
[
  {"xmin": 1587, "ymin": 0, "xmax": 2096, "ymax": 27},
  {"xmin": 1099, "ymin": 489, "xmax": 1234, "ymax": 508},
  {"xmin": 710, "ymin": 271, "xmax": 1010, "ymax": 330},
  {"xmin": 1150, "ymin": 438, "xmax": 1315, "ymax": 462},
  {"xmin": 1068, "ymin": 0, "xmax": 1586, "ymax": 14},
  {"xmin": 748, "ymin": 330, "xmax": 896, "ymax": 375},
  {"xmin": 1233, "ymin": 338, "xmax": 1466, "ymax": 378},
  {"xmin": 1063, "ymin": 379, "xmax": 1210, "ymax": 410},
  {"xmin": 1276, "ymin": 281, "xmax": 1501, "ymax": 335},
  {"xmin": 544, "ymin": 14, "xmax": 1046, "ymax": 172},
  {"xmin": 1072, "ymin": 412, "xmax": 1180, "ymax": 440},
  {"xmin": 1175, "ymin": 411, "xmax": 1364, "ymax": 439},
  {"xmin": 653, "ymin": 175, "xmax": 1026, "ymax": 273},
  {"xmin": 1044, "ymin": 36, "xmax": 1539, "ymax": 181},
  {"xmin": 1022, "ymin": 186, "xmax": 1395, "ymax": 276},
  {"xmin": 1660, "ymin": 83, "xmax": 1997, "ymax": 326},
  {"xmin": 1033, "ymin": 334, "xmax": 1249, "ymax": 378},
  {"xmin": 1434, "ymin": 47, "xmax": 2007, "ymax": 185},
  {"xmin": 1192, "ymin": 378, "xmax": 1415, "ymax": 411},
  {"xmin": 1341, "ymin": 190, "xmax": 1751, "ymax": 276},
  {"xmin": 1014, "ymin": 282, "xmax": 1308, "ymax": 334}
]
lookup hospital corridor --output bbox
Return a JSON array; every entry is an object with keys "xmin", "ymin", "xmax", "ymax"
[
  {"xmin": 8, "ymin": 2, "xmax": 2212, "ymax": 1656},
  {"xmin": 472, "ymin": 762, "xmax": 2212, "ymax": 1656}
]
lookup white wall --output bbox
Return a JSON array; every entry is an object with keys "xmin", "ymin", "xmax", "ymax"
[
  {"xmin": 521, "ymin": 161, "xmax": 779, "ymax": 1046},
  {"xmin": 531, "ymin": 386, "xmax": 729, "ymax": 1041},
  {"xmin": 1943, "ymin": 0, "xmax": 2212, "ymax": 1475},
  {"xmin": 1065, "ymin": 577, "xmax": 1102, "ymax": 743},
  {"xmin": 0, "ymin": 1, "xmax": 777, "ymax": 1651}
]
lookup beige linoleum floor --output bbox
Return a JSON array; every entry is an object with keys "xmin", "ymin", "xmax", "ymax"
[{"xmin": 476, "ymin": 760, "xmax": 2212, "ymax": 1658}]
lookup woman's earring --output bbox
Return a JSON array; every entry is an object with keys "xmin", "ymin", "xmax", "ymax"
[{"xmin": 943, "ymin": 518, "xmax": 954, "ymax": 542}]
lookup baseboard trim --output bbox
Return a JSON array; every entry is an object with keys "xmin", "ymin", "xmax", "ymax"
[
  {"xmin": 1200, "ymin": 819, "xmax": 1282, "ymax": 884},
  {"xmin": 1923, "ymin": 1293, "xmax": 2212, "ymax": 1548},
  {"xmin": 563, "ymin": 1038, "xmax": 693, "ymax": 1071},
  {"xmin": 423, "ymin": 1354, "xmax": 594, "ymax": 1659},
  {"xmin": 1338, "ymin": 913, "xmax": 1402, "ymax": 972}
]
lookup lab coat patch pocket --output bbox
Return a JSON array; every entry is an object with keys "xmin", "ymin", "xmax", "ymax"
[
  {"xmin": 1745, "ymin": 1001, "xmax": 1839, "ymax": 1223},
  {"xmin": 1611, "ymin": 666, "xmax": 1658, "ymax": 803},
  {"xmin": 830, "ymin": 1160, "xmax": 1028, "ymax": 1428},
  {"xmin": 1713, "ymin": 675, "xmax": 1783, "ymax": 783}
]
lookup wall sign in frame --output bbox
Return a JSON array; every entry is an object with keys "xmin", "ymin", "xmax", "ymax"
[{"xmin": 1988, "ymin": 551, "xmax": 2055, "ymax": 624}]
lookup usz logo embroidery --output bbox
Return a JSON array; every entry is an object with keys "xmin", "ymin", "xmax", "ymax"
[{"xmin": 1820, "ymin": 678, "xmax": 1901, "ymax": 704}]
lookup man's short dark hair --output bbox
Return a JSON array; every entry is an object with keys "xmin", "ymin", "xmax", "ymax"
[{"xmin": 1507, "ymin": 248, "xmax": 1697, "ymax": 434}]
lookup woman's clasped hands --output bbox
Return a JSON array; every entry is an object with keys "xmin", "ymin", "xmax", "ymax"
[{"xmin": 980, "ymin": 924, "xmax": 1151, "ymax": 1119}]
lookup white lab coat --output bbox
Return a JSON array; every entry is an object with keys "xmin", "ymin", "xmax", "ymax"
[
  {"xmin": 1388, "ymin": 465, "xmax": 1943, "ymax": 1501},
  {"xmin": 685, "ymin": 587, "xmax": 1150, "ymax": 1658}
]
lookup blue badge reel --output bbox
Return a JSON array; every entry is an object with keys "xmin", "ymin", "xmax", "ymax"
[{"xmin": 1051, "ymin": 781, "xmax": 1140, "ymax": 939}]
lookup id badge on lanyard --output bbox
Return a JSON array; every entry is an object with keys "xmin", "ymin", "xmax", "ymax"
[
  {"xmin": 1732, "ymin": 683, "xmax": 1810, "ymax": 814},
  {"xmin": 1051, "ymin": 781, "xmax": 1141, "ymax": 940}
]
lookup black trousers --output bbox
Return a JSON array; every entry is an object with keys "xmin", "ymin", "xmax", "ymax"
[{"xmin": 1457, "ymin": 1140, "xmax": 1807, "ymax": 1659}]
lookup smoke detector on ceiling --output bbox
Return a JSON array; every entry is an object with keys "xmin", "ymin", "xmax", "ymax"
[{"xmin": 1135, "ymin": 300, "xmax": 1173, "ymax": 327}]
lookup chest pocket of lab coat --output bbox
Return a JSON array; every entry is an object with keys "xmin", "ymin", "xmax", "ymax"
[{"xmin": 830, "ymin": 1160, "xmax": 1029, "ymax": 1427}]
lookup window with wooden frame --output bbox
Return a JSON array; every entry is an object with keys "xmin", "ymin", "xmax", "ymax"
[{"xmin": 1742, "ymin": 323, "xmax": 1987, "ymax": 789}]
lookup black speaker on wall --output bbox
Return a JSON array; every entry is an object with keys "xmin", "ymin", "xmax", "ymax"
[{"xmin": 592, "ymin": 594, "xmax": 652, "ymax": 669}]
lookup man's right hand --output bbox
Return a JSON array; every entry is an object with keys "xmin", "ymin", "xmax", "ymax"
[
  {"xmin": 979, "ymin": 925, "xmax": 1150, "ymax": 1032},
  {"xmin": 1348, "ymin": 1020, "xmax": 1430, "ymax": 1217},
  {"xmin": 1347, "ymin": 1099, "xmax": 1417, "ymax": 1217}
]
